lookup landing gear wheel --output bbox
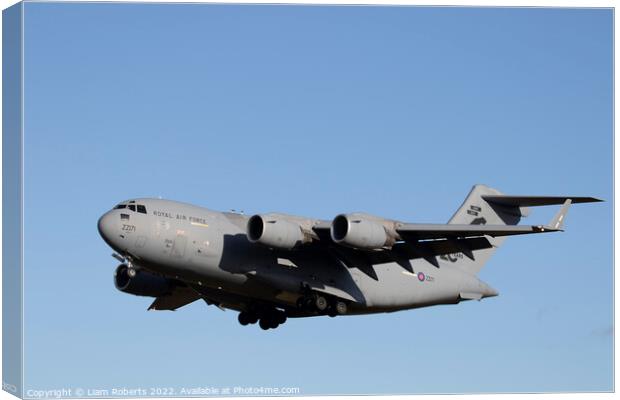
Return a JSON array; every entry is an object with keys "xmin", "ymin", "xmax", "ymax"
[
  {"xmin": 296, "ymin": 297, "xmax": 305, "ymax": 309},
  {"xmin": 247, "ymin": 314, "xmax": 259, "ymax": 325},
  {"xmin": 268, "ymin": 318, "xmax": 279, "ymax": 329},
  {"xmin": 297, "ymin": 296, "xmax": 320, "ymax": 312},
  {"xmin": 335, "ymin": 301, "xmax": 348, "ymax": 315},
  {"xmin": 315, "ymin": 296, "xmax": 328, "ymax": 311},
  {"xmin": 238, "ymin": 312, "xmax": 250, "ymax": 326},
  {"xmin": 278, "ymin": 313, "xmax": 287, "ymax": 325},
  {"xmin": 257, "ymin": 310, "xmax": 286, "ymax": 330},
  {"xmin": 259, "ymin": 318, "xmax": 271, "ymax": 330}
]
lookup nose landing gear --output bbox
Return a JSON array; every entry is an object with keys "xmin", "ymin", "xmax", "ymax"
[{"xmin": 127, "ymin": 266, "xmax": 138, "ymax": 278}]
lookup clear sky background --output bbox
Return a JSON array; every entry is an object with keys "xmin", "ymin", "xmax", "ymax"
[{"xmin": 21, "ymin": 3, "xmax": 612, "ymax": 395}]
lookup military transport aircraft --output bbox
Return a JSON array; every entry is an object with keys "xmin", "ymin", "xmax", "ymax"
[{"xmin": 97, "ymin": 184, "xmax": 601, "ymax": 330}]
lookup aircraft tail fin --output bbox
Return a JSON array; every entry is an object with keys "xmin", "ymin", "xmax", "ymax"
[
  {"xmin": 446, "ymin": 185, "xmax": 601, "ymax": 275},
  {"xmin": 445, "ymin": 185, "xmax": 517, "ymax": 275},
  {"xmin": 448, "ymin": 184, "xmax": 526, "ymax": 227}
]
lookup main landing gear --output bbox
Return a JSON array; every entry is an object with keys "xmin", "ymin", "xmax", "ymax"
[
  {"xmin": 237, "ymin": 294, "xmax": 348, "ymax": 331},
  {"xmin": 238, "ymin": 309, "xmax": 287, "ymax": 330},
  {"xmin": 296, "ymin": 294, "xmax": 348, "ymax": 317}
]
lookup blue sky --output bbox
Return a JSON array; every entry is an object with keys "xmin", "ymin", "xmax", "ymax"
[{"xmin": 21, "ymin": 3, "xmax": 612, "ymax": 395}]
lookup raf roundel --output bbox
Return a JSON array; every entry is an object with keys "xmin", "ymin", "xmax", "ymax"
[{"xmin": 417, "ymin": 272, "xmax": 426, "ymax": 282}]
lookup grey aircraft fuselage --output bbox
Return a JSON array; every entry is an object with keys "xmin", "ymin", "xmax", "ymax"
[
  {"xmin": 97, "ymin": 185, "xmax": 600, "ymax": 330},
  {"xmin": 98, "ymin": 199, "xmax": 494, "ymax": 314}
]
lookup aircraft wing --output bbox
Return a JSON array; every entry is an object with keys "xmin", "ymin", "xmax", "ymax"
[
  {"xmin": 313, "ymin": 198, "xmax": 575, "ymax": 243},
  {"xmin": 314, "ymin": 222, "xmax": 557, "ymax": 280},
  {"xmin": 312, "ymin": 220, "xmax": 561, "ymax": 245},
  {"xmin": 148, "ymin": 285, "xmax": 202, "ymax": 311},
  {"xmin": 380, "ymin": 237, "xmax": 492, "ymax": 263},
  {"xmin": 314, "ymin": 221, "xmax": 557, "ymax": 242},
  {"xmin": 396, "ymin": 223, "xmax": 555, "ymax": 240},
  {"xmin": 326, "ymin": 236, "xmax": 493, "ymax": 278},
  {"xmin": 313, "ymin": 222, "xmax": 495, "ymax": 278},
  {"xmin": 480, "ymin": 195, "xmax": 602, "ymax": 206},
  {"xmin": 397, "ymin": 198, "xmax": 576, "ymax": 239},
  {"xmin": 309, "ymin": 200, "xmax": 576, "ymax": 279}
]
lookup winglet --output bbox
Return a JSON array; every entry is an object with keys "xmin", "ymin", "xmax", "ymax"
[{"xmin": 547, "ymin": 199, "xmax": 572, "ymax": 231}]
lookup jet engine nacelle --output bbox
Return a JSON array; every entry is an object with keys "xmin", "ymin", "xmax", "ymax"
[
  {"xmin": 114, "ymin": 264, "xmax": 172, "ymax": 297},
  {"xmin": 331, "ymin": 213, "xmax": 396, "ymax": 249},
  {"xmin": 247, "ymin": 214, "xmax": 311, "ymax": 250}
]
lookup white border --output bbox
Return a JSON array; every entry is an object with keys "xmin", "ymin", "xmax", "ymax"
[{"xmin": 0, "ymin": 2, "xmax": 614, "ymax": 400}]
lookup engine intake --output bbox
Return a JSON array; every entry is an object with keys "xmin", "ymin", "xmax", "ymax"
[
  {"xmin": 114, "ymin": 264, "xmax": 172, "ymax": 297},
  {"xmin": 331, "ymin": 213, "xmax": 396, "ymax": 249},
  {"xmin": 247, "ymin": 214, "xmax": 310, "ymax": 250}
]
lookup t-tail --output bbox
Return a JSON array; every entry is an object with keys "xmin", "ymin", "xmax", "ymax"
[{"xmin": 445, "ymin": 184, "xmax": 602, "ymax": 276}]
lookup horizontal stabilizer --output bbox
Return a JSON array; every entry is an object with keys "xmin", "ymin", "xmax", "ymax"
[{"xmin": 482, "ymin": 195, "xmax": 602, "ymax": 207}]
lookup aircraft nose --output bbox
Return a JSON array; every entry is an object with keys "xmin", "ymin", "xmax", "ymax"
[{"xmin": 97, "ymin": 212, "xmax": 116, "ymax": 242}]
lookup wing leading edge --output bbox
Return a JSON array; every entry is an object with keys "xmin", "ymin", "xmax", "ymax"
[{"xmin": 314, "ymin": 198, "xmax": 585, "ymax": 243}]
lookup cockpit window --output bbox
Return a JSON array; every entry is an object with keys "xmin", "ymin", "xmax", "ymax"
[{"xmin": 114, "ymin": 202, "xmax": 146, "ymax": 213}]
